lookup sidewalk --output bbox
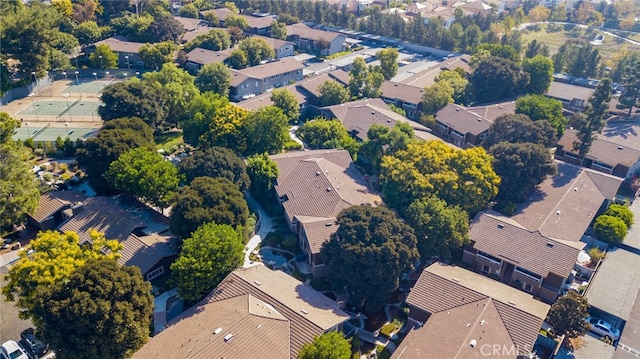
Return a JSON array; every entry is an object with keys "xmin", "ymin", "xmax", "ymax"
[{"xmin": 243, "ymin": 193, "xmax": 275, "ymax": 268}]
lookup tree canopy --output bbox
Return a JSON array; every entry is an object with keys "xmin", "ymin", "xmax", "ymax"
[
  {"xmin": 195, "ymin": 62, "xmax": 232, "ymax": 97},
  {"xmin": 318, "ymin": 80, "xmax": 350, "ymax": 106},
  {"xmin": 522, "ymin": 55, "xmax": 554, "ymax": 95},
  {"xmin": 516, "ymin": 94, "xmax": 567, "ymax": 136},
  {"xmin": 546, "ymin": 291, "xmax": 590, "ymax": 338},
  {"xmin": 142, "ymin": 63, "xmax": 199, "ymax": 127},
  {"xmin": 483, "ymin": 114, "xmax": 557, "ymax": 149},
  {"xmin": 604, "ymin": 203, "xmax": 634, "ymax": 228},
  {"xmin": 98, "ymin": 81, "xmax": 171, "ymax": 130},
  {"xmin": 2, "ymin": 230, "xmax": 122, "ymax": 320},
  {"xmin": 380, "ymin": 141, "xmax": 500, "ymax": 214},
  {"xmin": 169, "ymin": 177, "xmax": 249, "ymax": 239},
  {"xmin": 182, "ymin": 92, "xmax": 229, "ymax": 146},
  {"xmin": 178, "ymin": 147, "xmax": 250, "ymax": 191},
  {"xmin": 299, "ymin": 332, "xmax": 352, "ymax": 359},
  {"xmin": 593, "ymin": 214, "xmax": 628, "ymax": 244},
  {"xmin": 271, "ymin": 88, "xmax": 300, "ymax": 122},
  {"xmin": 106, "ymin": 147, "xmax": 180, "ymax": 210},
  {"xmin": 90, "ymin": 44, "xmax": 118, "ymax": 68},
  {"xmin": 271, "ymin": 21, "xmax": 287, "ymax": 40},
  {"xmin": 471, "ymin": 56, "xmax": 529, "ymax": 104},
  {"xmin": 238, "ymin": 37, "xmax": 275, "ymax": 66},
  {"xmin": 357, "ymin": 123, "xmax": 415, "ymax": 174},
  {"xmin": 375, "ymin": 48, "xmax": 399, "ymax": 80},
  {"xmin": 245, "ymin": 106, "xmax": 290, "ymax": 155},
  {"xmin": 201, "ymin": 105, "xmax": 249, "ymax": 154},
  {"xmin": 171, "ymin": 222, "xmax": 245, "ymax": 302},
  {"xmin": 321, "ymin": 205, "xmax": 419, "ymax": 312},
  {"xmin": 32, "ymin": 258, "xmax": 153, "ymax": 359},
  {"xmin": 246, "ymin": 153, "xmax": 279, "ymax": 201},
  {"xmin": 296, "ymin": 118, "xmax": 359, "ymax": 158},
  {"xmin": 138, "ymin": 41, "xmax": 178, "ymax": 70},
  {"xmin": 184, "ymin": 28, "xmax": 231, "ymax": 52}
]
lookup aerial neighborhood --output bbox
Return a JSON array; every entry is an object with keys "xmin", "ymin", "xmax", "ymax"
[{"xmin": 3, "ymin": 0, "xmax": 640, "ymax": 358}]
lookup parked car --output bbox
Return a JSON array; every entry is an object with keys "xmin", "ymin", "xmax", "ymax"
[
  {"xmin": 585, "ymin": 317, "xmax": 621, "ymax": 340},
  {"xmin": 1, "ymin": 340, "xmax": 28, "ymax": 359},
  {"xmin": 20, "ymin": 328, "xmax": 49, "ymax": 358}
]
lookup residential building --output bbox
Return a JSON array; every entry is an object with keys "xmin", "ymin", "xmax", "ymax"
[
  {"xmin": 200, "ymin": 7, "xmax": 234, "ymax": 25},
  {"xmin": 545, "ymin": 81, "xmax": 595, "ymax": 113},
  {"xmin": 88, "ymin": 36, "xmax": 145, "ymax": 68},
  {"xmin": 230, "ymin": 58, "xmax": 303, "ymax": 101},
  {"xmin": 270, "ymin": 149, "xmax": 381, "ymax": 277},
  {"xmin": 555, "ymin": 122, "xmax": 640, "ymax": 179},
  {"xmin": 254, "ymin": 35, "xmax": 295, "ymax": 59},
  {"xmin": 394, "ymin": 263, "xmax": 550, "ymax": 358},
  {"xmin": 27, "ymin": 190, "xmax": 87, "ymax": 230},
  {"xmin": 132, "ymin": 265, "xmax": 350, "ymax": 359},
  {"xmin": 184, "ymin": 47, "xmax": 232, "ymax": 73},
  {"xmin": 172, "ymin": 16, "xmax": 208, "ymax": 31},
  {"xmin": 462, "ymin": 213, "xmax": 582, "ymax": 303},
  {"xmin": 180, "ymin": 26, "xmax": 218, "ymax": 44},
  {"xmin": 286, "ymin": 24, "xmax": 347, "ymax": 56},
  {"xmin": 380, "ymin": 81, "xmax": 424, "ymax": 120},
  {"xmin": 432, "ymin": 102, "xmax": 515, "ymax": 148},
  {"xmin": 320, "ymin": 98, "xmax": 441, "ymax": 142},
  {"xmin": 244, "ymin": 15, "xmax": 276, "ymax": 35},
  {"xmin": 392, "ymin": 55, "xmax": 471, "ymax": 88},
  {"xmin": 56, "ymin": 195, "xmax": 178, "ymax": 282},
  {"xmin": 295, "ymin": 70, "xmax": 350, "ymax": 107},
  {"xmin": 235, "ymin": 82, "xmax": 308, "ymax": 112}
]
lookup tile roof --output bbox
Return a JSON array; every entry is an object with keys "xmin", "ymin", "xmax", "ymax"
[
  {"xmin": 132, "ymin": 294, "xmax": 290, "ymax": 359},
  {"xmin": 401, "ymin": 263, "xmax": 549, "ymax": 358},
  {"xmin": 466, "ymin": 101, "xmax": 517, "ymax": 122},
  {"xmin": 558, "ymin": 129, "xmax": 640, "ymax": 169},
  {"xmin": 235, "ymin": 83, "xmax": 307, "ymax": 111},
  {"xmin": 599, "ymin": 120, "xmax": 640, "ymax": 151},
  {"xmin": 397, "ymin": 56, "xmax": 471, "ymax": 88},
  {"xmin": 30, "ymin": 190, "xmax": 87, "ymax": 223},
  {"xmin": 231, "ymin": 57, "xmax": 303, "ymax": 85},
  {"xmin": 296, "ymin": 70, "xmax": 350, "ymax": 98},
  {"xmin": 321, "ymin": 98, "xmax": 438, "ymax": 141},
  {"xmin": 204, "ymin": 265, "xmax": 350, "ymax": 358},
  {"xmin": 244, "ymin": 15, "xmax": 276, "ymax": 29},
  {"xmin": 172, "ymin": 16, "xmax": 207, "ymax": 31},
  {"xmin": 435, "ymin": 103, "xmax": 493, "ymax": 136},
  {"xmin": 380, "ymin": 81, "xmax": 424, "ymax": 105},
  {"xmin": 470, "ymin": 213, "xmax": 582, "ymax": 278},
  {"xmin": 271, "ymin": 149, "xmax": 381, "ymax": 220},
  {"xmin": 200, "ymin": 7, "xmax": 234, "ymax": 21},
  {"xmin": 94, "ymin": 36, "xmax": 145, "ymax": 54},
  {"xmin": 546, "ymin": 81, "xmax": 595, "ymax": 102},
  {"xmin": 181, "ymin": 26, "xmax": 214, "ymax": 43},
  {"xmin": 511, "ymin": 161, "xmax": 622, "ymax": 242},
  {"xmin": 253, "ymin": 35, "xmax": 294, "ymax": 50},
  {"xmin": 286, "ymin": 23, "xmax": 343, "ymax": 43},
  {"xmin": 297, "ymin": 216, "xmax": 338, "ymax": 255},
  {"xmin": 185, "ymin": 47, "xmax": 232, "ymax": 65}
]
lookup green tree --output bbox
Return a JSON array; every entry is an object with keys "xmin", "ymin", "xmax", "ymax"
[
  {"xmin": 169, "ymin": 177, "xmax": 249, "ymax": 239},
  {"xmin": 224, "ymin": 14, "xmax": 248, "ymax": 29},
  {"xmin": 101, "ymin": 117, "xmax": 155, "ymax": 143},
  {"xmin": 421, "ymin": 81, "xmax": 454, "ymax": 115},
  {"xmin": 490, "ymin": 142, "xmax": 556, "ymax": 205},
  {"xmin": 296, "ymin": 118, "xmax": 359, "ymax": 158},
  {"xmin": 0, "ymin": 113, "xmax": 40, "ymax": 229},
  {"xmin": 142, "ymin": 63, "xmax": 200, "ymax": 127},
  {"xmin": 405, "ymin": 197, "xmax": 470, "ymax": 260},
  {"xmin": 321, "ymin": 205, "xmax": 419, "ymax": 312},
  {"xmin": 178, "ymin": 3, "xmax": 199, "ymax": 18},
  {"xmin": 435, "ymin": 69, "xmax": 468, "ymax": 103},
  {"xmin": 524, "ymin": 40, "xmax": 550, "ymax": 59},
  {"xmin": 549, "ymin": 4, "xmax": 568, "ymax": 21},
  {"xmin": 99, "ymin": 81, "xmax": 171, "ymax": 130},
  {"xmin": 73, "ymin": 20, "xmax": 105, "ymax": 46},
  {"xmin": 201, "ymin": 104, "xmax": 249, "ymax": 153},
  {"xmin": 375, "ymin": 48, "xmax": 399, "ymax": 80},
  {"xmin": 271, "ymin": 88, "xmax": 300, "ymax": 122},
  {"xmin": 90, "ymin": 44, "xmax": 118, "ymax": 68},
  {"xmin": 546, "ymin": 291, "xmax": 590, "ymax": 339},
  {"xmin": 109, "ymin": 13, "xmax": 154, "ymax": 42},
  {"xmin": 271, "ymin": 21, "xmax": 287, "ymax": 40},
  {"xmin": 2, "ymin": 230, "xmax": 122, "ymax": 319},
  {"xmin": 522, "ymin": 55, "xmax": 554, "ymax": 94},
  {"xmin": 195, "ymin": 62, "xmax": 231, "ymax": 97},
  {"xmin": 593, "ymin": 214, "xmax": 628, "ymax": 244},
  {"xmin": 318, "ymin": 80, "xmax": 350, "ymax": 106},
  {"xmin": 348, "ymin": 57, "xmax": 382, "ymax": 98},
  {"xmin": 617, "ymin": 61, "xmax": 640, "ymax": 116},
  {"xmin": 245, "ymin": 106, "xmax": 289, "ymax": 155},
  {"xmin": 227, "ymin": 49, "xmax": 249, "ymax": 69},
  {"xmin": 299, "ymin": 332, "xmax": 352, "ymax": 359},
  {"xmin": 171, "ymin": 222, "xmax": 244, "ymax": 302},
  {"xmin": 528, "ymin": 5, "xmax": 551, "ymax": 22},
  {"xmin": 471, "ymin": 56, "xmax": 529, "ymax": 103},
  {"xmin": 552, "ymin": 40, "xmax": 600, "ymax": 78},
  {"xmin": 380, "ymin": 141, "xmax": 500, "ymax": 214},
  {"xmin": 475, "ymin": 43, "xmax": 520, "ymax": 63},
  {"xmin": 182, "ymin": 92, "xmax": 229, "ymax": 146},
  {"xmin": 573, "ymin": 78, "xmax": 613, "ymax": 157},
  {"xmin": 604, "ymin": 203, "xmax": 634, "ymax": 228},
  {"xmin": 146, "ymin": 15, "xmax": 184, "ymax": 43},
  {"xmin": 516, "ymin": 94, "xmax": 566, "ymax": 136},
  {"xmin": 238, "ymin": 37, "xmax": 275, "ymax": 66},
  {"xmin": 106, "ymin": 147, "xmax": 179, "ymax": 210},
  {"xmin": 139, "ymin": 41, "xmax": 178, "ymax": 70},
  {"xmin": 246, "ymin": 152, "xmax": 279, "ymax": 200},
  {"xmin": 357, "ymin": 123, "xmax": 415, "ymax": 174},
  {"xmin": 179, "ymin": 147, "xmax": 250, "ymax": 191},
  {"xmin": 32, "ymin": 258, "xmax": 153, "ymax": 359},
  {"xmin": 483, "ymin": 114, "xmax": 557, "ymax": 148},
  {"xmin": 184, "ymin": 29, "xmax": 231, "ymax": 52}
]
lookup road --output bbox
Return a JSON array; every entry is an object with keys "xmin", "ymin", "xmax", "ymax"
[{"xmin": 0, "ymin": 264, "xmax": 34, "ymax": 345}]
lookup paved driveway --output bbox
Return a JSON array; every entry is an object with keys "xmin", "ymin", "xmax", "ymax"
[{"xmin": 0, "ymin": 265, "xmax": 34, "ymax": 344}]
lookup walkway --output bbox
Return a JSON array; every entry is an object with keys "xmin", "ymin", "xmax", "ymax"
[
  {"xmin": 289, "ymin": 125, "xmax": 309, "ymax": 150},
  {"xmin": 243, "ymin": 192, "xmax": 275, "ymax": 268}
]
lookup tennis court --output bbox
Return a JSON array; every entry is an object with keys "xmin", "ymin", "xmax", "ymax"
[
  {"xmin": 13, "ymin": 125, "xmax": 99, "ymax": 142},
  {"xmin": 64, "ymin": 79, "xmax": 117, "ymax": 94},
  {"xmin": 18, "ymin": 100, "xmax": 101, "ymax": 118}
]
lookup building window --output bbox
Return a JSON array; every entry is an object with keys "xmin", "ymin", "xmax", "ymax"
[
  {"xmin": 482, "ymin": 264, "xmax": 491, "ymax": 275},
  {"xmin": 523, "ymin": 282, "xmax": 533, "ymax": 292},
  {"xmin": 146, "ymin": 266, "xmax": 164, "ymax": 281}
]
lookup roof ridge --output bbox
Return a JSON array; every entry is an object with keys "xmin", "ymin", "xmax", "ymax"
[
  {"xmin": 452, "ymin": 298, "xmax": 500, "ymax": 358},
  {"xmin": 482, "ymin": 214, "xmax": 575, "ymax": 250}
]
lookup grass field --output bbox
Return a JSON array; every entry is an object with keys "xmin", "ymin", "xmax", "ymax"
[
  {"xmin": 155, "ymin": 130, "xmax": 184, "ymax": 152},
  {"xmin": 520, "ymin": 24, "xmax": 640, "ymax": 62}
]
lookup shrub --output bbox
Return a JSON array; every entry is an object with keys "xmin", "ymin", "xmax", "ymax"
[
  {"xmin": 588, "ymin": 247, "xmax": 605, "ymax": 267},
  {"xmin": 284, "ymin": 140, "xmax": 302, "ymax": 151},
  {"xmin": 59, "ymin": 163, "xmax": 68, "ymax": 173},
  {"xmin": 281, "ymin": 235, "xmax": 298, "ymax": 249},
  {"xmin": 604, "ymin": 203, "xmax": 634, "ymax": 228},
  {"xmin": 593, "ymin": 215, "xmax": 628, "ymax": 244},
  {"xmin": 380, "ymin": 323, "xmax": 397, "ymax": 339}
]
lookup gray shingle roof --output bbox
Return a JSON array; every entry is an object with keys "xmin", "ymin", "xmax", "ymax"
[
  {"xmin": 30, "ymin": 190, "xmax": 87, "ymax": 223},
  {"xmin": 380, "ymin": 81, "xmax": 424, "ymax": 105}
]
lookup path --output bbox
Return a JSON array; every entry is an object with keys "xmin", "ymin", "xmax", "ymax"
[
  {"xmin": 289, "ymin": 125, "xmax": 309, "ymax": 150},
  {"xmin": 243, "ymin": 192, "xmax": 275, "ymax": 268},
  {"xmin": 358, "ymin": 329, "xmax": 398, "ymax": 353}
]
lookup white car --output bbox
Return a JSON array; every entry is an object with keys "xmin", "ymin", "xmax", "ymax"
[
  {"xmin": 586, "ymin": 317, "xmax": 621, "ymax": 340},
  {"xmin": 1, "ymin": 340, "xmax": 28, "ymax": 359}
]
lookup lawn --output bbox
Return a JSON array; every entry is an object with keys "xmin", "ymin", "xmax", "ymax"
[{"xmin": 154, "ymin": 130, "xmax": 184, "ymax": 153}]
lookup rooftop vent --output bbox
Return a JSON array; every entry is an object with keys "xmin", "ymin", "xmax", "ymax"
[
  {"xmin": 387, "ymin": 119, "xmax": 391, "ymax": 123},
  {"xmin": 546, "ymin": 242, "xmax": 554, "ymax": 248},
  {"xmin": 618, "ymin": 146, "xmax": 623, "ymax": 150},
  {"xmin": 466, "ymin": 323, "xmax": 471, "ymax": 328},
  {"xmin": 254, "ymin": 280, "xmax": 261, "ymax": 285},
  {"xmin": 371, "ymin": 111, "xmax": 376, "ymax": 115},
  {"xmin": 508, "ymin": 300, "xmax": 516, "ymax": 306},
  {"xmin": 300, "ymin": 309, "xmax": 308, "ymax": 314},
  {"xmin": 394, "ymin": 83, "xmax": 398, "ymax": 86},
  {"xmin": 325, "ymin": 222, "xmax": 333, "ymax": 226},
  {"xmin": 556, "ymin": 210, "xmax": 561, "ymax": 215},
  {"xmin": 497, "ymin": 224, "xmax": 504, "ymax": 229},
  {"xmin": 214, "ymin": 327, "xmax": 222, "ymax": 335},
  {"xmin": 574, "ymin": 187, "xmax": 578, "ymax": 191},
  {"xmin": 316, "ymin": 171, "xmax": 321, "ymax": 176},
  {"xmin": 480, "ymin": 319, "xmax": 485, "ymax": 326},
  {"xmin": 456, "ymin": 108, "xmax": 460, "ymax": 111},
  {"xmin": 256, "ymin": 324, "xmax": 262, "ymax": 329},
  {"xmin": 224, "ymin": 334, "xmax": 233, "ymax": 342},
  {"xmin": 470, "ymin": 339, "xmax": 477, "ymax": 348},
  {"xmin": 452, "ymin": 277, "xmax": 460, "ymax": 283},
  {"xmin": 326, "ymin": 187, "xmax": 332, "ymax": 192}
]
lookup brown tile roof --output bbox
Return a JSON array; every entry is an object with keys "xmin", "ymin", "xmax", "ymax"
[
  {"xmin": 546, "ymin": 81, "xmax": 595, "ymax": 102},
  {"xmin": 132, "ymin": 294, "xmax": 290, "ymax": 359},
  {"xmin": 296, "ymin": 70, "xmax": 350, "ymax": 98},
  {"xmin": 398, "ymin": 56, "xmax": 471, "ymax": 88},
  {"xmin": 30, "ymin": 190, "xmax": 87, "ymax": 223},
  {"xmin": 380, "ymin": 81, "xmax": 424, "ymax": 105},
  {"xmin": 204, "ymin": 265, "xmax": 350, "ymax": 358},
  {"xmin": 200, "ymin": 7, "xmax": 234, "ymax": 21},
  {"xmin": 172, "ymin": 16, "xmax": 207, "ymax": 31},
  {"xmin": 470, "ymin": 213, "xmax": 581, "ymax": 278},
  {"xmin": 231, "ymin": 57, "xmax": 303, "ymax": 85},
  {"xmin": 181, "ymin": 26, "xmax": 213, "ymax": 43},
  {"xmin": 600, "ymin": 120, "xmax": 640, "ymax": 151},
  {"xmin": 401, "ymin": 263, "xmax": 549, "ymax": 358},
  {"xmin": 271, "ymin": 149, "xmax": 380, "ymax": 220},
  {"xmin": 235, "ymin": 83, "xmax": 307, "ymax": 111},
  {"xmin": 511, "ymin": 161, "xmax": 622, "ymax": 242},
  {"xmin": 254, "ymin": 35, "xmax": 294, "ymax": 50},
  {"xmin": 561, "ymin": 129, "xmax": 640, "ymax": 169},
  {"xmin": 286, "ymin": 23, "xmax": 343, "ymax": 43},
  {"xmin": 94, "ymin": 36, "xmax": 145, "ymax": 54},
  {"xmin": 244, "ymin": 15, "xmax": 276, "ymax": 29},
  {"xmin": 297, "ymin": 216, "xmax": 338, "ymax": 255},
  {"xmin": 435, "ymin": 103, "xmax": 493, "ymax": 136},
  {"xmin": 185, "ymin": 47, "xmax": 231, "ymax": 65},
  {"xmin": 467, "ymin": 101, "xmax": 517, "ymax": 122},
  {"xmin": 321, "ymin": 98, "xmax": 438, "ymax": 141}
]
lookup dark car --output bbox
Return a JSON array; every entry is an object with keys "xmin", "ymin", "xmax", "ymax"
[{"xmin": 20, "ymin": 328, "xmax": 49, "ymax": 358}]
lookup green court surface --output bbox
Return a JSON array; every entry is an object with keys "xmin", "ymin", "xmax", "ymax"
[
  {"xmin": 64, "ymin": 79, "xmax": 117, "ymax": 94},
  {"xmin": 13, "ymin": 126, "xmax": 99, "ymax": 142},
  {"xmin": 18, "ymin": 101, "xmax": 101, "ymax": 117}
]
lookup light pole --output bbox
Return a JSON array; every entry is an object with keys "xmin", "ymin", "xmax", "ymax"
[
  {"xmin": 135, "ymin": 71, "xmax": 140, "ymax": 78},
  {"xmin": 74, "ymin": 71, "xmax": 80, "ymax": 85},
  {"xmin": 105, "ymin": 71, "xmax": 109, "ymax": 81},
  {"xmin": 45, "ymin": 71, "xmax": 52, "ymax": 97},
  {"xmin": 24, "ymin": 122, "xmax": 30, "ymax": 138},
  {"xmin": 31, "ymin": 72, "xmax": 38, "ymax": 96},
  {"xmin": 125, "ymin": 55, "xmax": 130, "ymax": 69},
  {"xmin": 62, "ymin": 72, "xmax": 67, "ymax": 81},
  {"xmin": 63, "ymin": 93, "xmax": 72, "ymax": 121},
  {"xmin": 93, "ymin": 72, "xmax": 97, "ymax": 81},
  {"xmin": 64, "ymin": 122, "xmax": 69, "ymax": 137},
  {"xmin": 28, "ymin": 93, "xmax": 39, "ymax": 121},
  {"xmin": 124, "ymin": 73, "xmax": 128, "ymax": 81},
  {"xmin": 99, "ymin": 55, "xmax": 103, "ymax": 69}
]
